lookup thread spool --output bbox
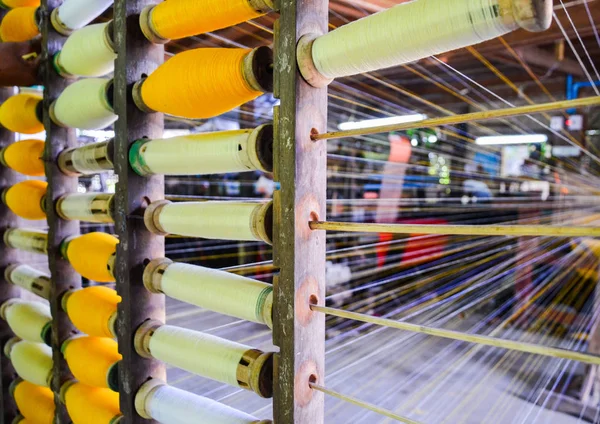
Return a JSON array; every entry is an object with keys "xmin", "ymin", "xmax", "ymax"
[
  {"xmin": 144, "ymin": 200, "xmax": 273, "ymax": 244},
  {"xmin": 2, "ymin": 180, "xmax": 46, "ymax": 220},
  {"xmin": 135, "ymin": 322, "xmax": 273, "ymax": 398},
  {"xmin": 298, "ymin": 0, "xmax": 553, "ymax": 87},
  {"xmin": 50, "ymin": 0, "xmax": 113, "ymax": 35},
  {"xmin": 144, "ymin": 259, "xmax": 273, "ymax": 328},
  {"xmin": 62, "ymin": 336, "xmax": 121, "ymax": 391},
  {"xmin": 54, "ymin": 22, "xmax": 116, "ymax": 78},
  {"xmin": 6, "ymin": 339, "xmax": 53, "ymax": 387},
  {"xmin": 133, "ymin": 47, "xmax": 273, "ymax": 119},
  {"xmin": 135, "ymin": 379, "xmax": 272, "ymax": 424},
  {"xmin": 4, "ymin": 228, "xmax": 48, "ymax": 255},
  {"xmin": 60, "ymin": 381, "xmax": 122, "ymax": 424},
  {"xmin": 130, "ymin": 125, "xmax": 273, "ymax": 177},
  {"xmin": 139, "ymin": 0, "xmax": 273, "ymax": 43},
  {"xmin": 0, "ymin": 0, "xmax": 39, "ymax": 9},
  {"xmin": 5, "ymin": 264, "xmax": 50, "ymax": 299},
  {"xmin": 58, "ymin": 139, "xmax": 114, "ymax": 176},
  {"xmin": 0, "ymin": 94, "xmax": 43, "ymax": 135},
  {"xmin": 56, "ymin": 193, "xmax": 114, "ymax": 223},
  {"xmin": 60, "ymin": 232, "xmax": 118, "ymax": 282},
  {"xmin": 50, "ymin": 78, "xmax": 116, "ymax": 130},
  {"xmin": 0, "ymin": 140, "xmax": 45, "ymax": 176},
  {"xmin": 10, "ymin": 379, "xmax": 54, "ymax": 424},
  {"xmin": 1, "ymin": 299, "xmax": 51, "ymax": 345},
  {"xmin": 62, "ymin": 286, "xmax": 119, "ymax": 338},
  {"xmin": 0, "ymin": 6, "xmax": 39, "ymax": 42}
]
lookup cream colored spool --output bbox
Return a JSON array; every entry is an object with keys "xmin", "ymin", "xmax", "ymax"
[
  {"xmin": 145, "ymin": 259, "xmax": 273, "ymax": 328},
  {"xmin": 5, "ymin": 264, "xmax": 50, "ymax": 300},
  {"xmin": 58, "ymin": 140, "xmax": 114, "ymax": 176},
  {"xmin": 56, "ymin": 193, "xmax": 114, "ymax": 223},
  {"xmin": 146, "ymin": 201, "xmax": 272, "ymax": 243},
  {"xmin": 136, "ymin": 380, "xmax": 266, "ymax": 424},
  {"xmin": 1, "ymin": 300, "xmax": 51, "ymax": 344},
  {"xmin": 305, "ymin": 0, "xmax": 550, "ymax": 83},
  {"xmin": 130, "ymin": 125, "xmax": 272, "ymax": 176},
  {"xmin": 4, "ymin": 228, "xmax": 48, "ymax": 255},
  {"xmin": 9, "ymin": 340, "xmax": 53, "ymax": 387},
  {"xmin": 54, "ymin": 22, "xmax": 116, "ymax": 78},
  {"xmin": 50, "ymin": 78, "xmax": 116, "ymax": 130},
  {"xmin": 52, "ymin": 0, "xmax": 113, "ymax": 34}
]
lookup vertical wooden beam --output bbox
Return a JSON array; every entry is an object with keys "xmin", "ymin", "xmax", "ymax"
[
  {"xmin": 273, "ymin": 0, "xmax": 328, "ymax": 422},
  {"xmin": 0, "ymin": 88, "xmax": 21, "ymax": 424},
  {"xmin": 112, "ymin": 0, "xmax": 165, "ymax": 422},
  {"xmin": 40, "ymin": 2, "xmax": 82, "ymax": 422}
]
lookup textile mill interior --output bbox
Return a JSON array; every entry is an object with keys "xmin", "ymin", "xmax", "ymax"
[{"xmin": 0, "ymin": 0, "xmax": 599, "ymax": 422}]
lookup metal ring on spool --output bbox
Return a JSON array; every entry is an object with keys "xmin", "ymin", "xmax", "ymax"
[
  {"xmin": 242, "ymin": 46, "xmax": 274, "ymax": 93},
  {"xmin": 250, "ymin": 201, "xmax": 273, "ymax": 245}
]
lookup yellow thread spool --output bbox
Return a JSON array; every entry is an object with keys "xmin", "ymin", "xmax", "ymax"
[
  {"xmin": 0, "ymin": 6, "xmax": 39, "ymax": 41},
  {"xmin": 0, "ymin": 94, "xmax": 43, "ymax": 135},
  {"xmin": 3, "ymin": 180, "xmax": 47, "ymax": 220},
  {"xmin": 8, "ymin": 340, "xmax": 53, "ymax": 387},
  {"xmin": 11, "ymin": 380, "xmax": 54, "ymax": 424},
  {"xmin": 63, "ymin": 286, "xmax": 120, "ymax": 338},
  {"xmin": 63, "ymin": 336, "xmax": 121, "ymax": 391},
  {"xmin": 0, "ymin": 0, "xmax": 39, "ymax": 8},
  {"xmin": 140, "ymin": 0, "xmax": 273, "ymax": 42},
  {"xmin": 61, "ymin": 381, "xmax": 122, "ymax": 424},
  {"xmin": 0, "ymin": 140, "xmax": 45, "ymax": 177},
  {"xmin": 136, "ymin": 47, "xmax": 272, "ymax": 119},
  {"xmin": 61, "ymin": 232, "xmax": 118, "ymax": 282}
]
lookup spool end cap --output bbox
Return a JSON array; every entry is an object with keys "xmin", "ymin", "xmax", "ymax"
[{"xmin": 514, "ymin": 0, "xmax": 552, "ymax": 32}]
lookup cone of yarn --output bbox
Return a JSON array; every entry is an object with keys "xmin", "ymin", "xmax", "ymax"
[
  {"xmin": 64, "ymin": 286, "xmax": 120, "ymax": 338},
  {"xmin": 12, "ymin": 380, "xmax": 54, "ymax": 424},
  {"xmin": 62, "ymin": 232, "xmax": 118, "ymax": 282},
  {"xmin": 62, "ymin": 336, "xmax": 121, "ymax": 391},
  {"xmin": 0, "ymin": 6, "xmax": 39, "ymax": 42},
  {"xmin": 0, "ymin": 140, "xmax": 45, "ymax": 176},
  {"xmin": 3, "ymin": 180, "xmax": 47, "ymax": 220},
  {"xmin": 62, "ymin": 382, "xmax": 121, "ymax": 424},
  {"xmin": 0, "ymin": 94, "xmax": 43, "ymax": 134}
]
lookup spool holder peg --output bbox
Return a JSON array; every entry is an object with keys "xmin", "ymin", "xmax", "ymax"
[
  {"xmin": 131, "ymin": 46, "xmax": 274, "ymax": 113},
  {"xmin": 134, "ymin": 320, "xmax": 274, "ymax": 398},
  {"xmin": 57, "ymin": 139, "xmax": 115, "ymax": 177}
]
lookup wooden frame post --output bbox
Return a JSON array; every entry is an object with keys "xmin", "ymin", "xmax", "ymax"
[
  {"xmin": 112, "ymin": 0, "xmax": 166, "ymax": 422},
  {"xmin": 273, "ymin": 0, "xmax": 328, "ymax": 422},
  {"xmin": 40, "ymin": 3, "xmax": 82, "ymax": 422}
]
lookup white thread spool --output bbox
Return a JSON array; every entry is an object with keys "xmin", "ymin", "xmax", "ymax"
[
  {"xmin": 58, "ymin": 140, "xmax": 114, "ymax": 176},
  {"xmin": 135, "ymin": 380, "xmax": 269, "ymax": 424},
  {"xmin": 144, "ymin": 201, "xmax": 273, "ymax": 244},
  {"xmin": 5, "ymin": 264, "xmax": 51, "ymax": 300},
  {"xmin": 144, "ymin": 259, "xmax": 273, "ymax": 328},
  {"xmin": 4, "ymin": 228, "xmax": 48, "ymax": 255},
  {"xmin": 8, "ymin": 340, "xmax": 53, "ymax": 387},
  {"xmin": 130, "ymin": 125, "xmax": 273, "ymax": 177},
  {"xmin": 299, "ymin": 0, "xmax": 552, "ymax": 85},
  {"xmin": 1, "ymin": 299, "xmax": 51, "ymax": 345},
  {"xmin": 54, "ymin": 22, "xmax": 116, "ymax": 78},
  {"xmin": 50, "ymin": 78, "xmax": 117, "ymax": 130},
  {"xmin": 51, "ymin": 0, "xmax": 114, "ymax": 34},
  {"xmin": 56, "ymin": 193, "xmax": 114, "ymax": 223}
]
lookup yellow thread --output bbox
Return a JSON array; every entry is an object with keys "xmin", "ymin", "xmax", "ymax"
[
  {"xmin": 65, "ymin": 232, "xmax": 118, "ymax": 282},
  {"xmin": 2, "ymin": 0, "xmax": 39, "ymax": 8},
  {"xmin": 64, "ymin": 382, "xmax": 121, "ymax": 424},
  {"xmin": 0, "ymin": 94, "xmax": 43, "ymax": 135},
  {"xmin": 13, "ymin": 380, "xmax": 54, "ymax": 424},
  {"xmin": 141, "ymin": 48, "xmax": 261, "ymax": 119},
  {"xmin": 65, "ymin": 286, "xmax": 120, "ymax": 338},
  {"xmin": 4, "ymin": 181, "xmax": 46, "ymax": 220},
  {"xmin": 0, "ymin": 7, "xmax": 38, "ymax": 42},
  {"xmin": 63, "ymin": 337, "xmax": 121, "ymax": 390},
  {"xmin": 1, "ymin": 140, "xmax": 45, "ymax": 176},
  {"xmin": 150, "ymin": 0, "xmax": 265, "ymax": 40}
]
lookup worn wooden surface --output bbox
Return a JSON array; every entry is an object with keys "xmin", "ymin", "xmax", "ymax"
[
  {"xmin": 40, "ymin": 2, "xmax": 82, "ymax": 422},
  {"xmin": 113, "ymin": 1, "xmax": 166, "ymax": 422},
  {"xmin": 273, "ymin": 0, "xmax": 328, "ymax": 422}
]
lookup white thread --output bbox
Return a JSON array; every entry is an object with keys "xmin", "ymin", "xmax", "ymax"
[
  {"xmin": 10, "ymin": 341, "xmax": 53, "ymax": 387},
  {"xmin": 146, "ymin": 383, "xmax": 260, "ymax": 424},
  {"xmin": 67, "ymin": 142, "xmax": 113, "ymax": 174},
  {"xmin": 149, "ymin": 326, "xmax": 248, "ymax": 387},
  {"xmin": 312, "ymin": 0, "xmax": 516, "ymax": 79},
  {"xmin": 135, "ymin": 129, "xmax": 266, "ymax": 176},
  {"xmin": 157, "ymin": 202, "xmax": 264, "ymax": 241},
  {"xmin": 53, "ymin": 78, "xmax": 117, "ymax": 130},
  {"xmin": 58, "ymin": 193, "xmax": 113, "ymax": 223},
  {"xmin": 56, "ymin": 0, "xmax": 114, "ymax": 31},
  {"xmin": 7, "ymin": 264, "xmax": 51, "ymax": 300},
  {"xmin": 57, "ymin": 23, "xmax": 116, "ymax": 77},
  {"xmin": 161, "ymin": 262, "xmax": 272, "ymax": 327},
  {"xmin": 4, "ymin": 300, "xmax": 51, "ymax": 344},
  {"xmin": 5, "ymin": 228, "xmax": 48, "ymax": 254}
]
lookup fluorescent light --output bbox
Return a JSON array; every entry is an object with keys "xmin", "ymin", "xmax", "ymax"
[
  {"xmin": 475, "ymin": 134, "xmax": 548, "ymax": 145},
  {"xmin": 338, "ymin": 114, "xmax": 427, "ymax": 131}
]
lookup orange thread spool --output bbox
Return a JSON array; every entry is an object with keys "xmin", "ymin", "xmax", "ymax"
[
  {"xmin": 3, "ymin": 180, "xmax": 47, "ymax": 220},
  {"xmin": 0, "ymin": 139, "xmax": 45, "ymax": 176},
  {"xmin": 0, "ymin": 94, "xmax": 43, "ymax": 135},
  {"xmin": 0, "ymin": 6, "xmax": 39, "ymax": 42}
]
